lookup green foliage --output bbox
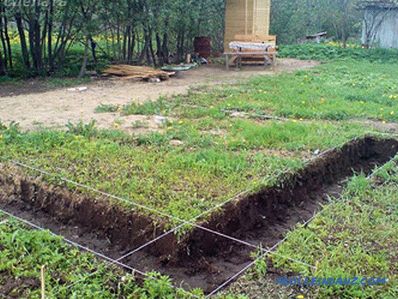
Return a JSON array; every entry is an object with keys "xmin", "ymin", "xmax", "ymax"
[
  {"xmin": 66, "ymin": 120, "xmax": 98, "ymax": 138},
  {"xmin": 95, "ymin": 104, "xmax": 121, "ymax": 113},
  {"xmin": 257, "ymin": 159, "xmax": 398, "ymax": 298},
  {"xmin": 0, "ymin": 0, "xmax": 225, "ymax": 79},
  {"xmin": 0, "ymin": 217, "xmax": 200, "ymax": 298},
  {"xmin": 122, "ymin": 97, "xmax": 179, "ymax": 116},
  {"xmin": 271, "ymin": 0, "xmax": 361, "ymax": 44},
  {"xmin": 279, "ymin": 43, "xmax": 398, "ymax": 63}
]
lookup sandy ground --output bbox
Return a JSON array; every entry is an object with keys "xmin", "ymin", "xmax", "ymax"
[{"xmin": 0, "ymin": 59, "xmax": 319, "ymax": 131}]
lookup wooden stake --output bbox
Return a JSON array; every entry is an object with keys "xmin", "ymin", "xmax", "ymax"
[{"xmin": 40, "ymin": 265, "xmax": 45, "ymax": 299}]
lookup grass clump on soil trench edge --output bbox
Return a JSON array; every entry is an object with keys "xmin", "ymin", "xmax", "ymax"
[
  {"xmin": 228, "ymin": 156, "xmax": 398, "ymax": 299},
  {"xmin": 0, "ymin": 116, "xmax": 374, "ymax": 229},
  {"xmin": 2, "ymin": 50, "xmax": 398, "ymax": 229},
  {"xmin": 0, "ymin": 214, "xmax": 204, "ymax": 298}
]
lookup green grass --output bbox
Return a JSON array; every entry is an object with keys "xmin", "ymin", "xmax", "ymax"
[
  {"xmin": 0, "ymin": 214, "xmax": 202, "ymax": 298},
  {"xmin": 122, "ymin": 60, "xmax": 398, "ymax": 123},
  {"xmin": 231, "ymin": 156, "xmax": 398, "ymax": 298},
  {"xmin": 0, "ymin": 118, "xmax": 375, "ymax": 226},
  {"xmin": 95, "ymin": 103, "xmax": 121, "ymax": 113},
  {"xmin": 279, "ymin": 43, "xmax": 398, "ymax": 64},
  {"xmin": 3, "ymin": 48, "xmax": 398, "ymax": 226},
  {"xmin": 0, "ymin": 123, "xmax": 300, "ymax": 225},
  {"xmin": 0, "ymin": 76, "xmax": 91, "ymax": 92},
  {"xmin": 1, "ymin": 44, "xmax": 398, "ymax": 297}
]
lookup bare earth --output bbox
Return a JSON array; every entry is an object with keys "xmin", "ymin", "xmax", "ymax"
[{"xmin": 0, "ymin": 59, "xmax": 319, "ymax": 131}]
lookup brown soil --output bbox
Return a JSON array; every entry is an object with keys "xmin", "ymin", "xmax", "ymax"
[
  {"xmin": 0, "ymin": 59, "xmax": 319, "ymax": 132},
  {"xmin": 0, "ymin": 136, "xmax": 397, "ymax": 294},
  {"xmin": 0, "ymin": 272, "xmax": 39, "ymax": 299},
  {"xmin": 0, "ymin": 171, "xmax": 176, "ymax": 256}
]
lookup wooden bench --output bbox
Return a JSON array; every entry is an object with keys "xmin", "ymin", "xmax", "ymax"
[
  {"xmin": 224, "ymin": 50, "xmax": 277, "ymax": 70},
  {"xmin": 224, "ymin": 34, "xmax": 277, "ymax": 70},
  {"xmin": 234, "ymin": 34, "xmax": 277, "ymax": 46}
]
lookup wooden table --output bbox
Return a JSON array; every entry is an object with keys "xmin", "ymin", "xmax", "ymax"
[
  {"xmin": 224, "ymin": 50, "xmax": 277, "ymax": 70},
  {"xmin": 224, "ymin": 41, "xmax": 277, "ymax": 70}
]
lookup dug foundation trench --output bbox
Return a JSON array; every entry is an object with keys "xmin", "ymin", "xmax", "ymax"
[{"xmin": 0, "ymin": 136, "xmax": 397, "ymax": 294}]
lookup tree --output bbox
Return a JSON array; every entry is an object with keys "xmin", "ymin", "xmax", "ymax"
[
  {"xmin": 0, "ymin": 44, "xmax": 5, "ymax": 75},
  {"xmin": 0, "ymin": 0, "xmax": 227, "ymax": 77},
  {"xmin": 323, "ymin": 0, "xmax": 361, "ymax": 47},
  {"xmin": 0, "ymin": 2, "xmax": 12, "ymax": 73},
  {"xmin": 270, "ymin": 0, "xmax": 362, "ymax": 45}
]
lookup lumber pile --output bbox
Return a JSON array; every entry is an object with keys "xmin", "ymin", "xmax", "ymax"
[{"xmin": 103, "ymin": 65, "xmax": 172, "ymax": 81}]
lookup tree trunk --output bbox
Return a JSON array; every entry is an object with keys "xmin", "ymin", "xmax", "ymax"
[
  {"xmin": 123, "ymin": 26, "xmax": 129, "ymax": 61},
  {"xmin": 128, "ymin": 31, "xmax": 135, "ymax": 63},
  {"xmin": 90, "ymin": 37, "xmax": 97, "ymax": 64},
  {"xmin": 1, "ymin": 7, "xmax": 12, "ymax": 69},
  {"xmin": 156, "ymin": 33, "xmax": 163, "ymax": 66},
  {"xmin": 177, "ymin": 30, "xmax": 185, "ymax": 63},
  {"xmin": 15, "ymin": 13, "xmax": 30, "ymax": 68},
  {"xmin": 0, "ymin": 12, "xmax": 7, "ymax": 71},
  {"xmin": 0, "ymin": 48, "xmax": 5, "ymax": 75},
  {"xmin": 33, "ymin": 0, "xmax": 43, "ymax": 74},
  {"xmin": 139, "ymin": 27, "xmax": 150, "ymax": 64},
  {"xmin": 148, "ymin": 29, "xmax": 156, "ymax": 67},
  {"xmin": 78, "ymin": 37, "xmax": 89, "ymax": 78},
  {"xmin": 48, "ymin": 0, "xmax": 54, "ymax": 72},
  {"xmin": 162, "ymin": 32, "xmax": 169, "ymax": 64}
]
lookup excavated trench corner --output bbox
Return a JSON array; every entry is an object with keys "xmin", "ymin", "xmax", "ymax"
[{"xmin": 0, "ymin": 136, "xmax": 397, "ymax": 294}]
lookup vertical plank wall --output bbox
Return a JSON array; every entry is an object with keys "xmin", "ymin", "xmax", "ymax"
[{"xmin": 224, "ymin": 0, "xmax": 271, "ymax": 50}]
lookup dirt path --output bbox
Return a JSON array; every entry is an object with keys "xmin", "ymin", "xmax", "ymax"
[{"xmin": 0, "ymin": 59, "xmax": 319, "ymax": 131}]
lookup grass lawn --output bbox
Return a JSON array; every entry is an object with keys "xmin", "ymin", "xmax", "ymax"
[
  {"xmin": 0, "ymin": 119, "xmax": 372, "ymax": 225},
  {"xmin": 3, "ymin": 55, "xmax": 398, "ymax": 225},
  {"xmin": 1, "ymin": 44, "xmax": 398, "ymax": 297}
]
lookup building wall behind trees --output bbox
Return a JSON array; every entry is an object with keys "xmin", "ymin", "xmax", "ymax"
[{"xmin": 362, "ymin": 7, "xmax": 398, "ymax": 48}]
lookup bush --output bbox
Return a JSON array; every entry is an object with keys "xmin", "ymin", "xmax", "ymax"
[{"xmin": 279, "ymin": 43, "xmax": 398, "ymax": 63}]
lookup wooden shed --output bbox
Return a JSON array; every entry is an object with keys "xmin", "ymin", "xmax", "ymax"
[
  {"xmin": 224, "ymin": 0, "xmax": 272, "ymax": 50},
  {"xmin": 360, "ymin": 0, "xmax": 398, "ymax": 48}
]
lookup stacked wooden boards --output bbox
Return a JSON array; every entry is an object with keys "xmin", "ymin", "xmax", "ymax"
[{"xmin": 103, "ymin": 65, "xmax": 172, "ymax": 81}]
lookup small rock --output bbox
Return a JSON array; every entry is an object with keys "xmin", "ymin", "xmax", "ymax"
[
  {"xmin": 154, "ymin": 115, "xmax": 168, "ymax": 125},
  {"xmin": 67, "ymin": 86, "xmax": 88, "ymax": 92},
  {"xmin": 169, "ymin": 140, "xmax": 184, "ymax": 146},
  {"xmin": 314, "ymin": 149, "xmax": 321, "ymax": 155},
  {"xmin": 230, "ymin": 111, "xmax": 247, "ymax": 118},
  {"xmin": 148, "ymin": 77, "xmax": 161, "ymax": 83}
]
